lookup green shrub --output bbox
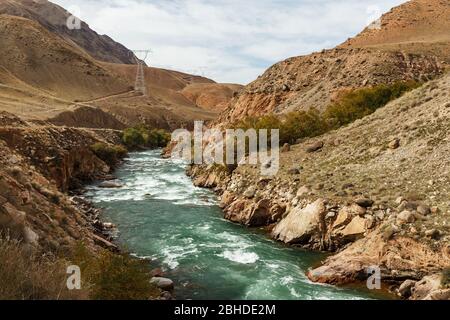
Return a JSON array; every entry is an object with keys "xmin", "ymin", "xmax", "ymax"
[
  {"xmin": 90, "ymin": 251, "xmax": 157, "ymax": 300},
  {"xmin": 146, "ymin": 129, "xmax": 171, "ymax": 148},
  {"xmin": 232, "ymin": 81, "xmax": 421, "ymax": 148},
  {"xmin": 323, "ymin": 81, "xmax": 420, "ymax": 128},
  {"xmin": 280, "ymin": 109, "xmax": 328, "ymax": 144},
  {"xmin": 90, "ymin": 143, "xmax": 128, "ymax": 166},
  {"xmin": 122, "ymin": 126, "xmax": 171, "ymax": 149},
  {"xmin": 234, "ymin": 110, "xmax": 327, "ymax": 146},
  {"xmin": 70, "ymin": 243, "xmax": 159, "ymax": 300},
  {"xmin": 122, "ymin": 128, "xmax": 146, "ymax": 149}
]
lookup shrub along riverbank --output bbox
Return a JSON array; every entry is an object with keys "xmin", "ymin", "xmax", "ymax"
[{"xmin": 122, "ymin": 125, "xmax": 171, "ymax": 150}]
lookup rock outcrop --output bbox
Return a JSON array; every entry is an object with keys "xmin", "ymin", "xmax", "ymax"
[
  {"xmin": 272, "ymin": 199, "xmax": 327, "ymax": 246},
  {"xmin": 0, "ymin": 112, "xmax": 126, "ymax": 252}
]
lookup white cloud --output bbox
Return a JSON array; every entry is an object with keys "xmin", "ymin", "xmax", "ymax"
[{"xmin": 52, "ymin": 0, "xmax": 407, "ymax": 84}]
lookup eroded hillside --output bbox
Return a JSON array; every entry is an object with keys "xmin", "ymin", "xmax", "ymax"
[
  {"xmin": 0, "ymin": 1, "xmax": 242, "ymax": 130},
  {"xmin": 218, "ymin": 0, "xmax": 449, "ymax": 124}
]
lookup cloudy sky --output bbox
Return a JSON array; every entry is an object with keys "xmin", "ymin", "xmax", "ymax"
[{"xmin": 52, "ymin": 0, "xmax": 406, "ymax": 84}]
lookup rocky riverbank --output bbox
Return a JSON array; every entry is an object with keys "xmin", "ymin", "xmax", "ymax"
[
  {"xmin": 185, "ymin": 75, "xmax": 450, "ymax": 300},
  {"xmin": 0, "ymin": 112, "xmax": 172, "ymax": 299}
]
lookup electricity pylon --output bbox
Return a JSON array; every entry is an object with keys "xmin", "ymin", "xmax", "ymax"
[{"xmin": 131, "ymin": 50, "xmax": 151, "ymax": 96}]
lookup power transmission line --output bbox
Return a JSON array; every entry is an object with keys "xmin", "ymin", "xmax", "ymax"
[{"xmin": 131, "ymin": 50, "xmax": 152, "ymax": 97}]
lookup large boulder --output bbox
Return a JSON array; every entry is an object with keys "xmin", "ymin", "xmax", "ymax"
[
  {"xmin": 411, "ymin": 274, "xmax": 449, "ymax": 300},
  {"xmin": 150, "ymin": 277, "xmax": 174, "ymax": 291},
  {"xmin": 398, "ymin": 279, "xmax": 416, "ymax": 298},
  {"xmin": 333, "ymin": 204, "xmax": 366, "ymax": 229},
  {"xmin": 338, "ymin": 216, "xmax": 367, "ymax": 238},
  {"xmin": 272, "ymin": 199, "xmax": 327, "ymax": 244}
]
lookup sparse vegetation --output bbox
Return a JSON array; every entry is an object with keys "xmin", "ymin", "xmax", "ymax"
[
  {"xmin": 70, "ymin": 243, "xmax": 159, "ymax": 300},
  {"xmin": 324, "ymin": 81, "xmax": 421, "ymax": 128},
  {"xmin": 443, "ymin": 268, "xmax": 450, "ymax": 288},
  {"xmin": 122, "ymin": 127, "xmax": 146, "ymax": 149},
  {"xmin": 0, "ymin": 237, "xmax": 89, "ymax": 300},
  {"xmin": 122, "ymin": 125, "xmax": 171, "ymax": 150},
  {"xmin": 90, "ymin": 143, "xmax": 128, "ymax": 166},
  {"xmin": 0, "ymin": 238, "xmax": 160, "ymax": 300},
  {"xmin": 234, "ymin": 81, "xmax": 421, "ymax": 146}
]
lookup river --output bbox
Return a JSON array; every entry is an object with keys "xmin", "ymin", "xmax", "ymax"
[{"xmin": 86, "ymin": 150, "xmax": 387, "ymax": 300}]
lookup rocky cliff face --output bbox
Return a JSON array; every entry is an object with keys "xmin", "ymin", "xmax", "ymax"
[
  {"xmin": 220, "ymin": 48, "xmax": 443, "ymax": 123},
  {"xmin": 189, "ymin": 73, "xmax": 450, "ymax": 299},
  {"xmin": 0, "ymin": 112, "xmax": 123, "ymax": 253}
]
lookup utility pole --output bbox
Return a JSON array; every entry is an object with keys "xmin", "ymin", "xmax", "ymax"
[{"xmin": 131, "ymin": 50, "xmax": 152, "ymax": 97}]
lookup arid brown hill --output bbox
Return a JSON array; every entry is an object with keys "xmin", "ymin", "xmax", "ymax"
[
  {"xmin": 219, "ymin": 0, "xmax": 449, "ymax": 124},
  {"xmin": 0, "ymin": 1, "xmax": 242, "ymax": 129},
  {"xmin": 0, "ymin": 0, "xmax": 137, "ymax": 64},
  {"xmin": 341, "ymin": 0, "xmax": 450, "ymax": 64}
]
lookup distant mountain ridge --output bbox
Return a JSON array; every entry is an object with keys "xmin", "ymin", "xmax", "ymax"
[
  {"xmin": 0, "ymin": 0, "xmax": 137, "ymax": 64},
  {"xmin": 0, "ymin": 0, "xmax": 242, "ymax": 129}
]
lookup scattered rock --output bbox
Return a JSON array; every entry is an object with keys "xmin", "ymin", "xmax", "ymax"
[
  {"xmin": 102, "ymin": 222, "xmax": 116, "ymax": 229},
  {"xmin": 425, "ymin": 229, "xmax": 440, "ymax": 239},
  {"xmin": 150, "ymin": 277, "xmax": 174, "ymax": 291},
  {"xmin": 382, "ymin": 224, "xmax": 399, "ymax": 241},
  {"xmin": 398, "ymin": 280, "xmax": 416, "ymax": 298},
  {"xmin": 151, "ymin": 268, "xmax": 164, "ymax": 277},
  {"xmin": 416, "ymin": 205, "xmax": 431, "ymax": 216},
  {"xmin": 23, "ymin": 227, "xmax": 39, "ymax": 246},
  {"xmin": 99, "ymin": 181, "xmax": 123, "ymax": 189},
  {"xmin": 342, "ymin": 183, "xmax": 354, "ymax": 190},
  {"xmin": 389, "ymin": 138, "xmax": 401, "ymax": 149},
  {"xmin": 296, "ymin": 186, "xmax": 311, "ymax": 197},
  {"xmin": 355, "ymin": 197, "xmax": 374, "ymax": 208},
  {"xmin": 281, "ymin": 143, "xmax": 291, "ymax": 153},
  {"xmin": 395, "ymin": 196, "xmax": 405, "ymax": 205},
  {"xmin": 243, "ymin": 186, "xmax": 256, "ymax": 199},
  {"xmin": 160, "ymin": 291, "xmax": 174, "ymax": 300},
  {"xmin": 430, "ymin": 206, "xmax": 440, "ymax": 214},
  {"xmin": 313, "ymin": 183, "xmax": 324, "ymax": 191},
  {"xmin": 397, "ymin": 210, "xmax": 416, "ymax": 224},
  {"xmin": 339, "ymin": 216, "xmax": 367, "ymax": 238},
  {"xmin": 305, "ymin": 141, "xmax": 324, "ymax": 153},
  {"xmin": 272, "ymin": 199, "xmax": 327, "ymax": 244},
  {"xmin": 411, "ymin": 274, "xmax": 445, "ymax": 300},
  {"xmin": 288, "ymin": 168, "xmax": 300, "ymax": 175}
]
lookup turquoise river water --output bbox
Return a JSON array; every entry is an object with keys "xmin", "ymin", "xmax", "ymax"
[{"xmin": 86, "ymin": 150, "xmax": 388, "ymax": 300}]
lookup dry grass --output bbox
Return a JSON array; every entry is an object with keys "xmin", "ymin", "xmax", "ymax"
[
  {"xmin": 0, "ymin": 237, "xmax": 89, "ymax": 300},
  {"xmin": 0, "ymin": 237, "xmax": 161, "ymax": 300}
]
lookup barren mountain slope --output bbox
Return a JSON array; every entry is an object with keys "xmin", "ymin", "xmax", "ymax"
[
  {"xmin": 0, "ymin": 0, "xmax": 137, "ymax": 64},
  {"xmin": 0, "ymin": 15, "xmax": 130, "ymax": 101},
  {"xmin": 0, "ymin": 12, "xmax": 240, "ymax": 129},
  {"xmin": 341, "ymin": 0, "xmax": 450, "ymax": 64},
  {"xmin": 181, "ymin": 83, "xmax": 243, "ymax": 112},
  {"xmin": 218, "ymin": 0, "xmax": 449, "ymax": 124}
]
